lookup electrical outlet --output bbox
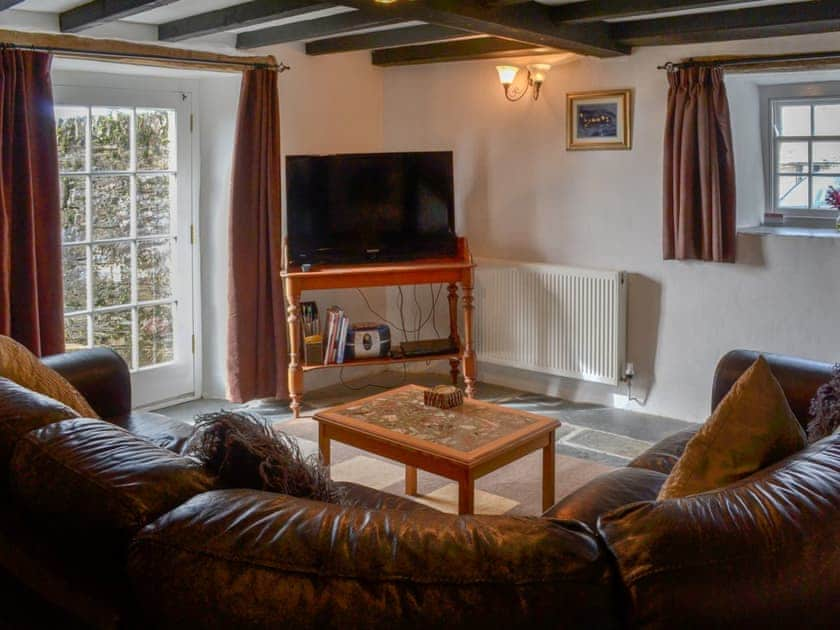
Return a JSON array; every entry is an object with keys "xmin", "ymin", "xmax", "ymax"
[{"xmin": 624, "ymin": 362, "xmax": 635, "ymax": 380}]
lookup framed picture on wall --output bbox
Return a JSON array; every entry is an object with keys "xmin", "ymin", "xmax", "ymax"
[{"xmin": 567, "ymin": 90, "xmax": 632, "ymax": 150}]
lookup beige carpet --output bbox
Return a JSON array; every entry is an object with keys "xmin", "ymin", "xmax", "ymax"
[{"xmin": 280, "ymin": 416, "xmax": 613, "ymax": 516}]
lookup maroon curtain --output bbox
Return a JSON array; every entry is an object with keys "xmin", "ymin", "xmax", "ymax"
[
  {"xmin": 0, "ymin": 49, "xmax": 64, "ymax": 356},
  {"xmin": 227, "ymin": 68, "xmax": 287, "ymax": 403},
  {"xmin": 663, "ymin": 67, "xmax": 736, "ymax": 263}
]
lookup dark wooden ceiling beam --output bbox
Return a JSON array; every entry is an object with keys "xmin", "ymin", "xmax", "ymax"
[
  {"xmin": 338, "ymin": 1, "xmax": 628, "ymax": 58},
  {"xmin": 372, "ymin": 36, "xmax": 558, "ymax": 66},
  {"xmin": 236, "ymin": 11, "xmax": 404, "ymax": 49},
  {"xmin": 613, "ymin": 0, "xmax": 840, "ymax": 46},
  {"xmin": 552, "ymin": 0, "xmax": 760, "ymax": 24},
  {"xmin": 60, "ymin": 0, "xmax": 179, "ymax": 33},
  {"xmin": 306, "ymin": 24, "xmax": 472, "ymax": 56},
  {"xmin": 159, "ymin": 0, "xmax": 334, "ymax": 42}
]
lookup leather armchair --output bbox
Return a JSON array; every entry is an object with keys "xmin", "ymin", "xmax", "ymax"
[
  {"xmin": 0, "ymin": 347, "xmax": 836, "ymax": 629},
  {"xmin": 43, "ymin": 348, "xmax": 192, "ymax": 452}
]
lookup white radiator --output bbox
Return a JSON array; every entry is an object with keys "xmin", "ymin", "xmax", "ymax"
[{"xmin": 474, "ymin": 259, "xmax": 627, "ymax": 386}]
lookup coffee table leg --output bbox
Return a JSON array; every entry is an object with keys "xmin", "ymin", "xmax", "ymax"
[
  {"xmin": 458, "ymin": 477, "xmax": 475, "ymax": 515},
  {"xmin": 319, "ymin": 424, "xmax": 331, "ymax": 468},
  {"xmin": 405, "ymin": 466, "xmax": 418, "ymax": 496},
  {"xmin": 542, "ymin": 430, "xmax": 556, "ymax": 512}
]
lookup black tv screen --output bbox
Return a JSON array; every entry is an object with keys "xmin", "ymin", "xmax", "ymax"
[{"xmin": 286, "ymin": 151, "xmax": 456, "ymax": 266}]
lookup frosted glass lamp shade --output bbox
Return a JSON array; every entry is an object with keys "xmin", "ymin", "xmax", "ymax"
[
  {"xmin": 496, "ymin": 65, "xmax": 520, "ymax": 86},
  {"xmin": 527, "ymin": 64, "xmax": 552, "ymax": 84}
]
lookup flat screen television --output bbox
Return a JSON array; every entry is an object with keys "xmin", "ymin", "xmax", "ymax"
[{"xmin": 286, "ymin": 151, "xmax": 456, "ymax": 266}]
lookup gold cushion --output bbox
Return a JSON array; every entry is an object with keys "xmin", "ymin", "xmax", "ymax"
[
  {"xmin": 0, "ymin": 336, "xmax": 99, "ymax": 418},
  {"xmin": 659, "ymin": 356, "xmax": 805, "ymax": 500}
]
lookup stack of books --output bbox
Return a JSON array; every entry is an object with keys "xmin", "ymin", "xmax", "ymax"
[{"xmin": 324, "ymin": 306, "xmax": 350, "ymax": 365}]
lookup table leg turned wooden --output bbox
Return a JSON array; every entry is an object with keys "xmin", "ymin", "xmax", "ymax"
[
  {"xmin": 319, "ymin": 424, "xmax": 331, "ymax": 467},
  {"xmin": 542, "ymin": 430, "xmax": 556, "ymax": 512},
  {"xmin": 458, "ymin": 477, "xmax": 475, "ymax": 515},
  {"xmin": 405, "ymin": 466, "xmax": 418, "ymax": 496},
  {"xmin": 285, "ymin": 291, "xmax": 303, "ymax": 418},
  {"xmin": 447, "ymin": 283, "xmax": 463, "ymax": 387},
  {"xmin": 461, "ymin": 280, "xmax": 477, "ymax": 399}
]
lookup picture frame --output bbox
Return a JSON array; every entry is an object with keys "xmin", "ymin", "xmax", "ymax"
[{"xmin": 566, "ymin": 90, "xmax": 632, "ymax": 150}]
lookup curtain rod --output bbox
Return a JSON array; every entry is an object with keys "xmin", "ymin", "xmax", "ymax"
[
  {"xmin": 658, "ymin": 50, "xmax": 840, "ymax": 72},
  {"xmin": 0, "ymin": 41, "xmax": 290, "ymax": 73}
]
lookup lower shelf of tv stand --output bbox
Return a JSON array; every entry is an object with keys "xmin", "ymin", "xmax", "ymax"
[{"xmin": 302, "ymin": 352, "xmax": 462, "ymax": 373}]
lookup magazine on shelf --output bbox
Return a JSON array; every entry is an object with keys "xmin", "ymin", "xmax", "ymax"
[
  {"xmin": 323, "ymin": 306, "xmax": 343, "ymax": 365},
  {"xmin": 336, "ymin": 315, "xmax": 350, "ymax": 364}
]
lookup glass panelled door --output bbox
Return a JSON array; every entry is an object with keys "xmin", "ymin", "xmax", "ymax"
[{"xmin": 54, "ymin": 86, "xmax": 195, "ymax": 408}]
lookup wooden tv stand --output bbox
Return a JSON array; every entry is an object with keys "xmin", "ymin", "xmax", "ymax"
[{"xmin": 281, "ymin": 238, "xmax": 476, "ymax": 418}]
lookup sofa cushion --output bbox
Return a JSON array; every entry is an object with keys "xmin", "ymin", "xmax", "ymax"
[
  {"xmin": 0, "ymin": 378, "xmax": 79, "ymax": 482},
  {"xmin": 109, "ymin": 411, "xmax": 193, "ymax": 453},
  {"xmin": 10, "ymin": 419, "xmax": 215, "ymax": 543},
  {"xmin": 659, "ymin": 356, "xmax": 806, "ymax": 499},
  {"xmin": 543, "ymin": 467, "xmax": 667, "ymax": 528},
  {"xmin": 0, "ymin": 336, "xmax": 98, "ymax": 418},
  {"xmin": 598, "ymin": 433, "xmax": 840, "ymax": 628},
  {"xmin": 627, "ymin": 429, "xmax": 698, "ymax": 475},
  {"xmin": 128, "ymin": 489, "xmax": 621, "ymax": 629}
]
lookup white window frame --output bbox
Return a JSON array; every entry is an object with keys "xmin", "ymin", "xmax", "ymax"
[
  {"xmin": 760, "ymin": 82, "xmax": 840, "ymax": 227},
  {"xmin": 53, "ymin": 70, "xmax": 202, "ymax": 409}
]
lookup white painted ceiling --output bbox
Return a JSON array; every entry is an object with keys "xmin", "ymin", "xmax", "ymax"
[
  {"xmin": 535, "ymin": 0, "xmax": 815, "ymax": 21},
  {"xmin": 3, "ymin": 0, "xmax": 829, "ymax": 46},
  {"xmin": 16, "ymin": 1, "xmax": 821, "ymax": 27}
]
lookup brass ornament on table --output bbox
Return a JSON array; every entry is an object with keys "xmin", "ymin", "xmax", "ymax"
[{"xmin": 423, "ymin": 385, "xmax": 464, "ymax": 410}]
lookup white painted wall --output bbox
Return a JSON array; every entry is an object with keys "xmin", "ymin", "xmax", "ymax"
[
  {"xmin": 197, "ymin": 73, "xmax": 241, "ymax": 399},
  {"xmin": 380, "ymin": 32, "xmax": 840, "ymax": 422},
  {"xmin": 199, "ymin": 44, "xmax": 390, "ymax": 398},
  {"xmin": 49, "ymin": 45, "xmax": 390, "ymax": 401},
  {"xmin": 40, "ymin": 24, "xmax": 840, "ymax": 418}
]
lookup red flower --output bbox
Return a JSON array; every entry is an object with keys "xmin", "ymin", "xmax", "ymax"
[{"xmin": 826, "ymin": 186, "xmax": 840, "ymax": 211}]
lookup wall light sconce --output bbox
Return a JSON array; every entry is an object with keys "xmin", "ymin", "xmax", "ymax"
[{"xmin": 496, "ymin": 64, "xmax": 552, "ymax": 102}]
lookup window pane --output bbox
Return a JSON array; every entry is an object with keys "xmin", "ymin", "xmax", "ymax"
[
  {"xmin": 65, "ymin": 315, "xmax": 89, "ymax": 350},
  {"xmin": 93, "ymin": 310, "xmax": 132, "ymax": 367},
  {"xmin": 137, "ymin": 174, "xmax": 172, "ymax": 237},
  {"xmin": 91, "ymin": 175, "xmax": 130, "ymax": 240},
  {"xmin": 62, "ymin": 246, "xmax": 88, "ymax": 313},
  {"xmin": 777, "ymin": 175, "xmax": 809, "ymax": 208},
  {"xmin": 136, "ymin": 109, "xmax": 174, "ymax": 171},
  {"xmin": 777, "ymin": 105, "xmax": 811, "ymax": 137},
  {"xmin": 812, "ymin": 176, "xmax": 840, "ymax": 208},
  {"xmin": 93, "ymin": 242, "xmax": 131, "ymax": 308},
  {"xmin": 777, "ymin": 141, "xmax": 809, "ymax": 174},
  {"xmin": 60, "ymin": 176, "xmax": 87, "ymax": 243},
  {"xmin": 91, "ymin": 107, "xmax": 131, "ymax": 171},
  {"xmin": 814, "ymin": 103, "xmax": 840, "ymax": 136},
  {"xmin": 55, "ymin": 107, "xmax": 87, "ymax": 173},
  {"xmin": 813, "ymin": 141, "xmax": 840, "ymax": 173},
  {"xmin": 137, "ymin": 240, "xmax": 172, "ymax": 302},
  {"xmin": 139, "ymin": 304, "xmax": 173, "ymax": 367}
]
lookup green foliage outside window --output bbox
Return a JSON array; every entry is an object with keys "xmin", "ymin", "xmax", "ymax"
[{"xmin": 56, "ymin": 105, "xmax": 176, "ymax": 368}]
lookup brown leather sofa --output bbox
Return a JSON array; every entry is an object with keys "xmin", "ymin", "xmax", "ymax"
[{"xmin": 0, "ymin": 348, "xmax": 837, "ymax": 629}]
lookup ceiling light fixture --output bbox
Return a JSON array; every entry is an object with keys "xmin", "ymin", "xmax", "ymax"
[{"xmin": 496, "ymin": 63, "xmax": 552, "ymax": 102}]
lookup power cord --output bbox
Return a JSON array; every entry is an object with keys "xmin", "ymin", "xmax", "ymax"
[
  {"xmin": 341, "ymin": 284, "xmax": 451, "ymax": 393},
  {"xmin": 623, "ymin": 363, "xmax": 644, "ymax": 405},
  {"xmin": 355, "ymin": 285, "xmax": 446, "ymax": 339},
  {"xmin": 430, "ymin": 284, "xmax": 442, "ymax": 337}
]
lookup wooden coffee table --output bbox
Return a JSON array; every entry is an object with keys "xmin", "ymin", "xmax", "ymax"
[{"xmin": 314, "ymin": 385, "xmax": 560, "ymax": 514}]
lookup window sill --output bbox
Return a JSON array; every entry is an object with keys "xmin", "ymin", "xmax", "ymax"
[{"xmin": 738, "ymin": 225, "xmax": 840, "ymax": 239}]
